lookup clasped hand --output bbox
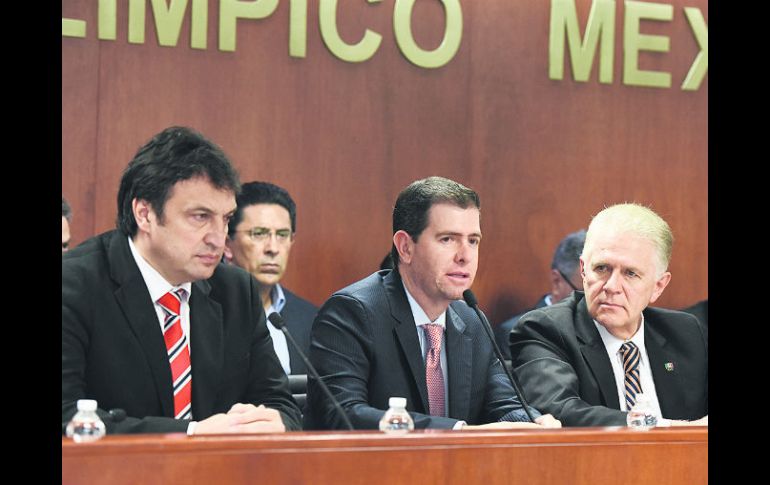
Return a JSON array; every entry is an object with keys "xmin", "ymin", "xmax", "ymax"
[{"xmin": 194, "ymin": 403, "xmax": 286, "ymax": 434}]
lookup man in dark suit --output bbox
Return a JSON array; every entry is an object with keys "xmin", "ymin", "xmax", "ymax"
[
  {"xmin": 509, "ymin": 203, "xmax": 708, "ymax": 427},
  {"xmin": 494, "ymin": 229, "xmax": 586, "ymax": 360},
  {"xmin": 306, "ymin": 176, "xmax": 560, "ymax": 430},
  {"xmin": 225, "ymin": 182, "xmax": 318, "ymax": 375},
  {"xmin": 62, "ymin": 127, "xmax": 302, "ymax": 435}
]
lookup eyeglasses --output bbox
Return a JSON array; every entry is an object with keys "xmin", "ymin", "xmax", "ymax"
[
  {"xmin": 558, "ymin": 269, "xmax": 580, "ymax": 292},
  {"xmin": 234, "ymin": 228, "xmax": 293, "ymax": 243}
]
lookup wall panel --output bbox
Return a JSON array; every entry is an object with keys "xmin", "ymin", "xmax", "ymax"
[{"xmin": 62, "ymin": 0, "xmax": 708, "ymax": 323}]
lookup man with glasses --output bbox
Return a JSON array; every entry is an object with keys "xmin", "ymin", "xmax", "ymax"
[
  {"xmin": 226, "ymin": 181, "xmax": 318, "ymax": 375},
  {"xmin": 494, "ymin": 229, "xmax": 586, "ymax": 360}
]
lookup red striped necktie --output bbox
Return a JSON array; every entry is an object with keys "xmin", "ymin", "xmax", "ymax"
[{"xmin": 158, "ymin": 289, "xmax": 192, "ymax": 420}]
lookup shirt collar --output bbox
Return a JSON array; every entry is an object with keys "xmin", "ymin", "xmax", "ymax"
[
  {"xmin": 267, "ymin": 283, "xmax": 287, "ymax": 315},
  {"xmin": 593, "ymin": 312, "xmax": 646, "ymax": 356},
  {"xmin": 128, "ymin": 236, "xmax": 192, "ymax": 303},
  {"xmin": 402, "ymin": 281, "xmax": 446, "ymax": 329}
]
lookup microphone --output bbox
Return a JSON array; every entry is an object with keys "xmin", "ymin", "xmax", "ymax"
[
  {"xmin": 267, "ymin": 312, "xmax": 354, "ymax": 431},
  {"xmin": 462, "ymin": 289, "xmax": 536, "ymax": 423}
]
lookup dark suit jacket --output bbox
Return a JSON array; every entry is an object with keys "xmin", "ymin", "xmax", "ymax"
[
  {"xmin": 494, "ymin": 294, "xmax": 549, "ymax": 360},
  {"xmin": 682, "ymin": 299, "xmax": 708, "ymax": 329},
  {"xmin": 509, "ymin": 292, "xmax": 708, "ymax": 426},
  {"xmin": 305, "ymin": 269, "xmax": 539, "ymax": 430},
  {"xmin": 280, "ymin": 288, "xmax": 318, "ymax": 375},
  {"xmin": 62, "ymin": 231, "xmax": 303, "ymax": 434}
]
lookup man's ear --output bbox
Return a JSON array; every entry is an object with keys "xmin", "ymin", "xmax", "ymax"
[
  {"xmin": 223, "ymin": 240, "xmax": 234, "ymax": 263},
  {"xmin": 649, "ymin": 272, "xmax": 672, "ymax": 304},
  {"xmin": 133, "ymin": 199, "xmax": 154, "ymax": 233},
  {"xmin": 393, "ymin": 230, "xmax": 414, "ymax": 266}
]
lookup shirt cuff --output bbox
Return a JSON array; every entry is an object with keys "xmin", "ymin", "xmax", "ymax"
[
  {"xmin": 452, "ymin": 420, "xmax": 467, "ymax": 430},
  {"xmin": 186, "ymin": 421, "xmax": 198, "ymax": 436}
]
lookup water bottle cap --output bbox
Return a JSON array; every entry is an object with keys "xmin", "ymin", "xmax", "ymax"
[
  {"xmin": 388, "ymin": 397, "xmax": 407, "ymax": 408},
  {"xmin": 77, "ymin": 399, "xmax": 98, "ymax": 411}
]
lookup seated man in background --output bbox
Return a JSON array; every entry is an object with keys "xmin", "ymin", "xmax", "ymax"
[
  {"xmin": 509, "ymin": 203, "xmax": 707, "ymax": 427},
  {"xmin": 494, "ymin": 229, "xmax": 586, "ymax": 360},
  {"xmin": 306, "ymin": 176, "xmax": 560, "ymax": 430},
  {"xmin": 62, "ymin": 126, "xmax": 302, "ymax": 435},
  {"xmin": 226, "ymin": 181, "xmax": 318, "ymax": 375},
  {"xmin": 62, "ymin": 196, "xmax": 72, "ymax": 252}
]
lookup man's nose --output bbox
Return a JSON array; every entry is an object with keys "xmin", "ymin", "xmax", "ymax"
[{"xmin": 604, "ymin": 269, "xmax": 622, "ymax": 292}]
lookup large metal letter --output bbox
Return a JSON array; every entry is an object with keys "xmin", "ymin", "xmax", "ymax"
[
  {"xmin": 549, "ymin": 0, "xmax": 615, "ymax": 83},
  {"xmin": 62, "ymin": 17, "xmax": 87, "ymax": 38},
  {"xmin": 220, "ymin": 0, "xmax": 279, "ymax": 52},
  {"xmin": 98, "ymin": 0, "xmax": 116, "ymax": 40},
  {"xmin": 393, "ymin": 0, "xmax": 462, "ymax": 69},
  {"xmin": 148, "ymin": 0, "xmax": 207, "ymax": 49},
  {"xmin": 128, "ymin": 0, "xmax": 147, "ymax": 44},
  {"xmin": 623, "ymin": 1, "xmax": 673, "ymax": 88},
  {"xmin": 681, "ymin": 7, "xmax": 707, "ymax": 91},
  {"xmin": 319, "ymin": 0, "xmax": 382, "ymax": 63},
  {"xmin": 289, "ymin": 0, "xmax": 308, "ymax": 58}
]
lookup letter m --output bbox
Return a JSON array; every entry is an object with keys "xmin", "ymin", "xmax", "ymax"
[{"xmin": 549, "ymin": 0, "xmax": 615, "ymax": 83}]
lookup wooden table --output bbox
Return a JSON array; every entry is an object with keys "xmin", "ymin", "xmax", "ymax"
[{"xmin": 62, "ymin": 427, "xmax": 707, "ymax": 484}]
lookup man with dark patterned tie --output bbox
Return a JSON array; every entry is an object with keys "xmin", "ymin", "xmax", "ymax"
[
  {"xmin": 509, "ymin": 203, "xmax": 708, "ymax": 427},
  {"xmin": 305, "ymin": 176, "xmax": 560, "ymax": 430},
  {"xmin": 62, "ymin": 126, "xmax": 302, "ymax": 435}
]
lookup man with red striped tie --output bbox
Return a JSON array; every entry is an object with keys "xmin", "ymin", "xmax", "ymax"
[{"xmin": 62, "ymin": 126, "xmax": 302, "ymax": 435}]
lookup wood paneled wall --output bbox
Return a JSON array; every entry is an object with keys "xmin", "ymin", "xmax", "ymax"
[{"xmin": 62, "ymin": 0, "xmax": 707, "ymax": 324}]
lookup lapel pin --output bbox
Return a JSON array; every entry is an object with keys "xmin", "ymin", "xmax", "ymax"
[{"xmin": 664, "ymin": 362, "xmax": 674, "ymax": 372}]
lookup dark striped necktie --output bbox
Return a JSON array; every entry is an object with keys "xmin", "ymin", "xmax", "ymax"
[
  {"xmin": 158, "ymin": 288, "xmax": 192, "ymax": 420},
  {"xmin": 620, "ymin": 341, "xmax": 642, "ymax": 410}
]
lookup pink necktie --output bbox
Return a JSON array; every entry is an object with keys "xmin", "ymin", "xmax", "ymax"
[
  {"xmin": 158, "ymin": 289, "xmax": 192, "ymax": 419},
  {"xmin": 423, "ymin": 324, "xmax": 445, "ymax": 417}
]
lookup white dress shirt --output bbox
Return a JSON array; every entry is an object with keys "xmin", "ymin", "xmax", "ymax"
[
  {"xmin": 593, "ymin": 315, "xmax": 670, "ymax": 425},
  {"xmin": 264, "ymin": 284, "xmax": 291, "ymax": 375},
  {"xmin": 128, "ymin": 237, "xmax": 192, "ymax": 347}
]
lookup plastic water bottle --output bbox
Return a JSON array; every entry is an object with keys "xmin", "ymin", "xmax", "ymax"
[
  {"xmin": 626, "ymin": 393, "xmax": 658, "ymax": 430},
  {"xmin": 65, "ymin": 399, "xmax": 107, "ymax": 442},
  {"xmin": 379, "ymin": 397, "xmax": 414, "ymax": 434}
]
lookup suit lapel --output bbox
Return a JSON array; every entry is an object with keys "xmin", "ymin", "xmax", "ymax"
[
  {"xmin": 108, "ymin": 234, "xmax": 175, "ymax": 417},
  {"xmin": 188, "ymin": 279, "xmax": 224, "ymax": 420},
  {"xmin": 445, "ymin": 306, "xmax": 471, "ymax": 419},
  {"xmin": 574, "ymin": 296, "xmax": 620, "ymax": 409},
  {"xmin": 385, "ymin": 271, "xmax": 430, "ymax": 413},
  {"xmin": 644, "ymin": 315, "xmax": 679, "ymax": 417}
]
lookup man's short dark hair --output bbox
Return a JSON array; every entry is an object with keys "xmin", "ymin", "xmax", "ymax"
[
  {"xmin": 62, "ymin": 197, "xmax": 72, "ymax": 222},
  {"xmin": 551, "ymin": 229, "xmax": 587, "ymax": 278},
  {"xmin": 391, "ymin": 176, "xmax": 480, "ymax": 268},
  {"xmin": 227, "ymin": 181, "xmax": 297, "ymax": 237},
  {"xmin": 116, "ymin": 126, "xmax": 241, "ymax": 236}
]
